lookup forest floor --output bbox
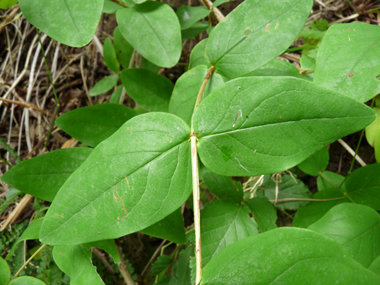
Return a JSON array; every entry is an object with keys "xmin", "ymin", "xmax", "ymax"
[{"xmin": 0, "ymin": 0, "xmax": 379, "ymax": 284}]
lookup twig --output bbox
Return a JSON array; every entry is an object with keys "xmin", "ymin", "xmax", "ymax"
[
  {"xmin": 0, "ymin": 97, "xmax": 54, "ymax": 117},
  {"xmin": 0, "ymin": 194, "xmax": 34, "ymax": 231},
  {"xmin": 91, "ymin": 248, "xmax": 116, "ymax": 274},
  {"xmin": 11, "ymin": 244, "xmax": 47, "ymax": 280},
  {"xmin": 338, "ymin": 138, "xmax": 366, "ymax": 167},
  {"xmin": 114, "ymin": 240, "xmax": 135, "ymax": 285}
]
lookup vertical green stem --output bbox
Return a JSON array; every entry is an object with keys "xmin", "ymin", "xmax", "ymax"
[{"xmin": 191, "ymin": 66, "xmax": 215, "ymax": 284}]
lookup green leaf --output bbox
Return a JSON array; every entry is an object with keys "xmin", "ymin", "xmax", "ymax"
[
  {"xmin": 246, "ymin": 197, "xmax": 277, "ymax": 232},
  {"xmin": 317, "ymin": 171, "xmax": 345, "ymax": 192},
  {"xmin": 205, "ymin": 0, "xmax": 313, "ymax": 78},
  {"xmin": 243, "ymin": 58, "xmax": 306, "ymax": 80},
  {"xmin": 192, "ymin": 77, "xmax": 375, "ymax": 176},
  {"xmin": 212, "ymin": 0, "xmax": 234, "ymax": 7},
  {"xmin": 176, "ymin": 5, "xmax": 210, "ymax": 30},
  {"xmin": 151, "ymin": 255, "xmax": 172, "ymax": 276},
  {"xmin": 116, "ymin": 2, "xmax": 182, "ymax": 68},
  {"xmin": 369, "ymin": 256, "xmax": 380, "ymax": 277},
  {"xmin": 292, "ymin": 189, "xmax": 348, "ymax": 228},
  {"xmin": 257, "ymin": 175, "xmax": 311, "ymax": 210},
  {"xmin": 86, "ymin": 240, "xmax": 120, "ymax": 263},
  {"xmin": 40, "ymin": 113, "xmax": 191, "ymax": 245},
  {"xmin": 169, "ymin": 247, "xmax": 192, "ymax": 285},
  {"xmin": 1, "ymin": 148, "xmax": 92, "ymax": 202},
  {"xmin": 18, "ymin": 0, "xmax": 103, "ymax": 47},
  {"xmin": 200, "ymin": 166, "xmax": 243, "ymax": 202},
  {"xmin": 141, "ymin": 209, "xmax": 186, "ymax": 244},
  {"xmin": 181, "ymin": 22, "xmax": 209, "ymax": 41},
  {"xmin": 344, "ymin": 163, "xmax": 380, "ymax": 210},
  {"xmin": 103, "ymin": 38, "xmax": 120, "ymax": 74},
  {"xmin": 308, "ymin": 203, "xmax": 380, "ymax": 268},
  {"xmin": 300, "ymin": 54, "xmax": 315, "ymax": 71},
  {"xmin": 0, "ymin": 0, "xmax": 18, "ymax": 9},
  {"xmin": 121, "ymin": 68, "xmax": 173, "ymax": 112},
  {"xmin": 169, "ymin": 65, "xmax": 208, "ymax": 125},
  {"xmin": 314, "ymin": 23, "xmax": 380, "ymax": 102},
  {"xmin": 0, "ymin": 187, "xmax": 20, "ymax": 215},
  {"xmin": 113, "ymin": 27, "xmax": 134, "ymax": 68},
  {"xmin": 140, "ymin": 57, "xmax": 161, "ymax": 74},
  {"xmin": 53, "ymin": 245, "xmax": 104, "ymax": 285},
  {"xmin": 109, "ymin": 85, "xmax": 123, "ymax": 104},
  {"xmin": 103, "ymin": 0, "xmax": 124, "ymax": 14},
  {"xmin": 297, "ymin": 147, "xmax": 329, "ymax": 176},
  {"xmin": 0, "ymin": 257, "xmax": 10, "ymax": 285},
  {"xmin": 9, "ymin": 277, "xmax": 46, "ymax": 285},
  {"xmin": 7, "ymin": 219, "xmax": 43, "ymax": 259},
  {"xmin": 89, "ymin": 75, "xmax": 119, "ymax": 96},
  {"xmin": 366, "ymin": 107, "xmax": 380, "ymax": 147},
  {"xmin": 56, "ymin": 104, "xmax": 137, "ymax": 147},
  {"xmin": 202, "ymin": 227, "xmax": 380, "ymax": 284},
  {"xmin": 189, "ymin": 39, "xmax": 208, "ymax": 69},
  {"xmin": 203, "ymin": 72, "xmax": 224, "ymax": 98},
  {"xmin": 201, "ymin": 200, "xmax": 258, "ymax": 266}
]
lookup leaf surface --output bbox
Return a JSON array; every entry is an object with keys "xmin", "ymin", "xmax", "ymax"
[
  {"xmin": 9, "ymin": 277, "xmax": 46, "ymax": 285},
  {"xmin": 53, "ymin": 245, "xmax": 104, "ymax": 285},
  {"xmin": 113, "ymin": 27, "xmax": 134, "ymax": 68},
  {"xmin": 19, "ymin": 0, "xmax": 103, "ymax": 47},
  {"xmin": 89, "ymin": 75, "xmax": 119, "ymax": 96},
  {"xmin": 206, "ymin": 0, "xmax": 313, "ymax": 78},
  {"xmin": 0, "ymin": 257, "xmax": 10, "ymax": 285},
  {"xmin": 1, "ymin": 148, "xmax": 92, "ymax": 202},
  {"xmin": 40, "ymin": 113, "xmax": 191, "ymax": 245},
  {"xmin": 189, "ymin": 39, "xmax": 208, "ymax": 69},
  {"xmin": 56, "ymin": 104, "xmax": 137, "ymax": 147},
  {"xmin": 116, "ymin": 2, "xmax": 181, "ymax": 67},
  {"xmin": 202, "ymin": 228, "xmax": 380, "ymax": 284},
  {"xmin": 297, "ymin": 147, "xmax": 329, "ymax": 176},
  {"xmin": 317, "ymin": 170, "xmax": 345, "ymax": 192},
  {"xmin": 308, "ymin": 203, "xmax": 380, "ymax": 268},
  {"xmin": 192, "ymin": 77, "xmax": 375, "ymax": 176},
  {"xmin": 246, "ymin": 197, "xmax": 277, "ymax": 232},
  {"xmin": 103, "ymin": 38, "xmax": 120, "ymax": 74},
  {"xmin": 314, "ymin": 23, "xmax": 380, "ymax": 102},
  {"xmin": 121, "ymin": 68, "xmax": 173, "ymax": 112},
  {"xmin": 176, "ymin": 5, "xmax": 210, "ymax": 30},
  {"xmin": 201, "ymin": 200, "xmax": 258, "ymax": 266}
]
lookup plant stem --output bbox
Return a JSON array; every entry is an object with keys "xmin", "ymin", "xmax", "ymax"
[
  {"xmin": 12, "ymin": 244, "xmax": 47, "ymax": 280},
  {"xmin": 110, "ymin": 0, "xmax": 131, "ymax": 8},
  {"xmin": 269, "ymin": 197, "xmax": 344, "ymax": 202},
  {"xmin": 114, "ymin": 240, "xmax": 135, "ymax": 285},
  {"xmin": 190, "ymin": 132, "xmax": 202, "ymax": 284},
  {"xmin": 193, "ymin": 66, "xmax": 215, "ymax": 110}
]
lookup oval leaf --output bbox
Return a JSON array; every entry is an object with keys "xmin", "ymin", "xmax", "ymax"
[
  {"xmin": 314, "ymin": 23, "xmax": 380, "ymax": 102},
  {"xmin": 19, "ymin": 0, "xmax": 103, "ymax": 47},
  {"xmin": 189, "ymin": 39, "xmax": 208, "ymax": 69},
  {"xmin": 206, "ymin": 0, "xmax": 313, "ymax": 78},
  {"xmin": 308, "ymin": 203, "xmax": 380, "ymax": 268},
  {"xmin": 176, "ymin": 5, "xmax": 211, "ymax": 30},
  {"xmin": 113, "ymin": 27, "xmax": 134, "ymax": 68},
  {"xmin": 201, "ymin": 200, "xmax": 258, "ymax": 266},
  {"xmin": 89, "ymin": 75, "xmax": 119, "ymax": 96},
  {"xmin": 40, "ymin": 113, "xmax": 191, "ymax": 245},
  {"xmin": 9, "ymin": 277, "xmax": 46, "ymax": 285},
  {"xmin": 116, "ymin": 2, "xmax": 181, "ymax": 67},
  {"xmin": 103, "ymin": 38, "xmax": 120, "ymax": 74},
  {"xmin": 56, "ymin": 104, "xmax": 138, "ymax": 147},
  {"xmin": 1, "ymin": 148, "xmax": 92, "ymax": 202},
  {"xmin": 192, "ymin": 77, "xmax": 375, "ymax": 176},
  {"xmin": 202, "ymin": 227, "xmax": 380, "ymax": 284},
  {"xmin": 0, "ymin": 257, "xmax": 10, "ymax": 285},
  {"xmin": 121, "ymin": 68, "xmax": 173, "ymax": 112},
  {"xmin": 297, "ymin": 147, "xmax": 329, "ymax": 176}
]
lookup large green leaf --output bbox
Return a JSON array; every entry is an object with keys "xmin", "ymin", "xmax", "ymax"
[
  {"xmin": 201, "ymin": 200, "xmax": 258, "ymax": 266},
  {"xmin": 18, "ymin": 0, "xmax": 103, "ymax": 47},
  {"xmin": 40, "ymin": 113, "xmax": 191, "ymax": 245},
  {"xmin": 121, "ymin": 69, "xmax": 174, "ymax": 112},
  {"xmin": 192, "ymin": 77, "xmax": 375, "ymax": 176},
  {"xmin": 292, "ymin": 189, "xmax": 349, "ymax": 228},
  {"xmin": 344, "ymin": 163, "xmax": 380, "ymax": 210},
  {"xmin": 9, "ymin": 277, "xmax": 46, "ymax": 285},
  {"xmin": 53, "ymin": 245, "xmax": 104, "ymax": 285},
  {"xmin": 116, "ymin": 2, "xmax": 181, "ymax": 67},
  {"xmin": 1, "ymin": 148, "xmax": 92, "ymax": 202},
  {"xmin": 86, "ymin": 240, "xmax": 120, "ymax": 263},
  {"xmin": 205, "ymin": 0, "xmax": 313, "ymax": 78},
  {"xmin": 0, "ymin": 257, "xmax": 10, "ymax": 285},
  {"xmin": 369, "ymin": 256, "xmax": 380, "ymax": 277},
  {"xmin": 246, "ymin": 197, "xmax": 277, "ymax": 232},
  {"xmin": 257, "ymin": 174, "xmax": 311, "ymax": 210},
  {"xmin": 308, "ymin": 203, "xmax": 380, "ymax": 268},
  {"xmin": 200, "ymin": 166, "xmax": 243, "ymax": 202},
  {"xmin": 202, "ymin": 227, "xmax": 380, "ymax": 284},
  {"xmin": 141, "ymin": 209, "xmax": 186, "ymax": 244},
  {"xmin": 56, "ymin": 104, "xmax": 137, "ymax": 147},
  {"xmin": 189, "ymin": 39, "xmax": 208, "ymax": 69},
  {"xmin": 314, "ymin": 23, "xmax": 380, "ymax": 102}
]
